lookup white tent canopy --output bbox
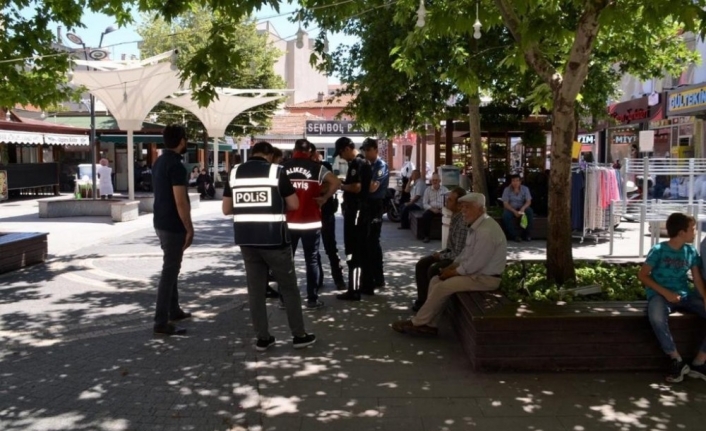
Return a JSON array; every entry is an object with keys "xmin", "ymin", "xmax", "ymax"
[
  {"xmin": 71, "ymin": 51, "xmax": 181, "ymax": 199},
  {"xmin": 164, "ymin": 88, "xmax": 292, "ymax": 171}
]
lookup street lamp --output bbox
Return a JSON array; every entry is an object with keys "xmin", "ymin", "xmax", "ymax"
[{"xmin": 66, "ymin": 26, "xmax": 118, "ymax": 199}]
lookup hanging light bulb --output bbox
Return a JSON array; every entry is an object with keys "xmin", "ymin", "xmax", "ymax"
[
  {"xmin": 295, "ymin": 25, "xmax": 305, "ymax": 49},
  {"xmin": 416, "ymin": 0, "xmax": 427, "ymax": 28},
  {"xmin": 473, "ymin": 1, "xmax": 482, "ymax": 39}
]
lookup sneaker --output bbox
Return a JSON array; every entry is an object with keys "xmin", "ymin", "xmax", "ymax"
[
  {"xmin": 153, "ymin": 323, "xmax": 187, "ymax": 336},
  {"xmin": 336, "ymin": 291, "xmax": 360, "ymax": 301},
  {"xmin": 306, "ymin": 299, "xmax": 325, "ymax": 309},
  {"xmin": 666, "ymin": 358, "xmax": 690, "ymax": 383},
  {"xmin": 293, "ymin": 333, "xmax": 316, "ymax": 349},
  {"xmin": 255, "ymin": 336, "xmax": 276, "ymax": 352},
  {"xmin": 688, "ymin": 363, "xmax": 706, "ymax": 381}
]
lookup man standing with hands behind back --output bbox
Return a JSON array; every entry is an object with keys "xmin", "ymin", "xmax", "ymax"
[
  {"xmin": 223, "ymin": 141, "xmax": 316, "ymax": 352},
  {"xmin": 152, "ymin": 124, "xmax": 194, "ymax": 336}
]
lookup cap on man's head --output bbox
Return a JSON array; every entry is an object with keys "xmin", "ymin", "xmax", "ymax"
[
  {"xmin": 334, "ymin": 137, "xmax": 354, "ymax": 156},
  {"xmin": 294, "ymin": 139, "xmax": 312, "ymax": 153},
  {"xmin": 458, "ymin": 192, "xmax": 486, "ymax": 207},
  {"xmin": 361, "ymin": 138, "xmax": 378, "ymax": 150}
]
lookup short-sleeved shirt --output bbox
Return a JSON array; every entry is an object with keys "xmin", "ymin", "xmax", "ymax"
[
  {"xmin": 644, "ymin": 242, "xmax": 699, "ymax": 299},
  {"xmin": 368, "ymin": 157, "xmax": 389, "ymax": 200},
  {"xmin": 152, "ymin": 150, "xmax": 189, "ymax": 233},
  {"xmin": 411, "ymin": 180, "xmax": 426, "ymax": 200},
  {"xmin": 502, "ymin": 185, "xmax": 532, "ymax": 210},
  {"xmin": 342, "ymin": 156, "xmax": 372, "ymax": 208}
]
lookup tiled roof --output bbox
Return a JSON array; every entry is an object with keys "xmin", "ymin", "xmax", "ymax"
[
  {"xmin": 286, "ymin": 92, "xmax": 355, "ymax": 109},
  {"xmin": 265, "ymin": 112, "xmax": 324, "ymax": 136}
]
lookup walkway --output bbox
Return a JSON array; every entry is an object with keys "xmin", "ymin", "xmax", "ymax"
[{"xmin": 0, "ymin": 197, "xmax": 704, "ymax": 431}]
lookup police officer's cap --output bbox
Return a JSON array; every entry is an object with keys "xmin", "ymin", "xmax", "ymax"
[{"xmin": 334, "ymin": 137, "xmax": 354, "ymax": 156}]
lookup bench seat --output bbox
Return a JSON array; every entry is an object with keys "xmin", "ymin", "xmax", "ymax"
[
  {"xmin": 409, "ymin": 210, "xmax": 442, "ymax": 240},
  {"xmin": 0, "ymin": 232, "xmax": 48, "ymax": 274},
  {"xmin": 448, "ymin": 291, "xmax": 706, "ymax": 371}
]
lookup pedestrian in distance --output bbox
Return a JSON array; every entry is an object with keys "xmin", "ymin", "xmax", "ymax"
[
  {"xmin": 151, "ymin": 124, "xmax": 194, "ymax": 336},
  {"xmin": 222, "ymin": 141, "xmax": 316, "ymax": 352}
]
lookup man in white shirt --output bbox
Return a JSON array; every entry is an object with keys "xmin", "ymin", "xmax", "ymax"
[
  {"xmin": 418, "ymin": 173, "xmax": 449, "ymax": 243},
  {"xmin": 392, "ymin": 192, "xmax": 507, "ymax": 336},
  {"xmin": 398, "ymin": 169, "xmax": 426, "ymax": 230}
]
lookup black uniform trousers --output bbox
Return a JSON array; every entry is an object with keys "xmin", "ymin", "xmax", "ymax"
[
  {"xmin": 360, "ymin": 199, "xmax": 384, "ymax": 293},
  {"xmin": 342, "ymin": 202, "xmax": 366, "ymax": 294},
  {"xmin": 320, "ymin": 208, "xmax": 344, "ymax": 284}
]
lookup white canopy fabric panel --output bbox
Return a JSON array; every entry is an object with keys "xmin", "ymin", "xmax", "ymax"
[
  {"xmin": 164, "ymin": 92, "xmax": 285, "ymax": 138},
  {"xmin": 71, "ymin": 62, "xmax": 181, "ymax": 131},
  {"xmin": 0, "ymin": 130, "xmax": 44, "ymax": 145}
]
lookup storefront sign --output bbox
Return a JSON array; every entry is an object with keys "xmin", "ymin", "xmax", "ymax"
[
  {"xmin": 44, "ymin": 134, "xmax": 89, "ymax": 146},
  {"xmin": 0, "ymin": 170, "xmax": 7, "ymax": 201},
  {"xmin": 649, "ymin": 116, "xmax": 694, "ymax": 129},
  {"xmin": 608, "ymin": 97, "xmax": 650, "ymax": 124},
  {"xmin": 667, "ymin": 84, "xmax": 706, "ymax": 115},
  {"xmin": 305, "ymin": 120, "xmax": 365, "ymax": 136},
  {"xmin": 578, "ymin": 134, "xmax": 596, "ymax": 145},
  {"xmin": 608, "ymin": 125, "xmax": 640, "ymax": 162}
]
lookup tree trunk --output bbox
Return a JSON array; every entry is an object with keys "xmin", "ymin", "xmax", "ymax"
[
  {"xmin": 546, "ymin": 92, "xmax": 576, "ymax": 284},
  {"xmin": 468, "ymin": 95, "xmax": 487, "ymax": 197}
]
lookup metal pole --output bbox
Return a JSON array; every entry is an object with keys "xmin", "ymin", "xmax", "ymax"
[{"xmin": 90, "ymin": 94, "xmax": 97, "ymax": 199}]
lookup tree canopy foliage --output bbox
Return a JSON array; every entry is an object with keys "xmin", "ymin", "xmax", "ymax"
[
  {"xmin": 137, "ymin": 7, "xmax": 285, "ymax": 138},
  {"xmin": 1, "ymin": 0, "xmax": 286, "ymax": 109}
]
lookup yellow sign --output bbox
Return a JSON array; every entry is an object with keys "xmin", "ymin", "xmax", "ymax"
[
  {"xmin": 572, "ymin": 141, "xmax": 581, "ymax": 159},
  {"xmin": 0, "ymin": 170, "xmax": 7, "ymax": 201},
  {"xmin": 668, "ymin": 85, "xmax": 706, "ymax": 115}
]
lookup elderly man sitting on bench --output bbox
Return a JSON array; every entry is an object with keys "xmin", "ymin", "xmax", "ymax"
[{"xmin": 392, "ymin": 192, "xmax": 507, "ymax": 336}]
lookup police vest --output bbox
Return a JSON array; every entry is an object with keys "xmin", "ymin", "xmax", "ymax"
[
  {"xmin": 229, "ymin": 160, "xmax": 287, "ymax": 246},
  {"xmin": 283, "ymin": 157, "xmax": 325, "ymax": 230}
]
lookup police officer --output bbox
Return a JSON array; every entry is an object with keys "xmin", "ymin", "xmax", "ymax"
[
  {"xmin": 360, "ymin": 138, "xmax": 389, "ymax": 294},
  {"xmin": 283, "ymin": 139, "xmax": 341, "ymax": 309},
  {"xmin": 222, "ymin": 141, "xmax": 316, "ymax": 351},
  {"xmin": 309, "ymin": 143, "xmax": 347, "ymax": 290},
  {"xmin": 334, "ymin": 137, "xmax": 372, "ymax": 301}
]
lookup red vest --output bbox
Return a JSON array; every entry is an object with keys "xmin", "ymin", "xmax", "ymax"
[{"xmin": 283, "ymin": 154, "xmax": 325, "ymax": 230}]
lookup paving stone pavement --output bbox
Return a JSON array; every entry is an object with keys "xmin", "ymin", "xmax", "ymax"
[{"xmin": 1, "ymin": 197, "xmax": 706, "ymax": 431}]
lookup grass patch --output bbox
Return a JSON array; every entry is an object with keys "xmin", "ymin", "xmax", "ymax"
[{"xmin": 500, "ymin": 260, "xmax": 646, "ymax": 302}]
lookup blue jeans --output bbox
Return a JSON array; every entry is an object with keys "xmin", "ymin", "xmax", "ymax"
[
  {"xmin": 502, "ymin": 207, "xmax": 534, "ymax": 239},
  {"xmin": 154, "ymin": 229, "xmax": 186, "ymax": 327},
  {"xmin": 290, "ymin": 229, "xmax": 322, "ymax": 303},
  {"xmin": 647, "ymin": 292, "xmax": 706, "ymax": 355}
]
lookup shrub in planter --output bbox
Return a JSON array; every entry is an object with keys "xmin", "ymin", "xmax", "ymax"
[{"xmin": 500, "ymin": 260, "xmax": 645, "ymax": 303}]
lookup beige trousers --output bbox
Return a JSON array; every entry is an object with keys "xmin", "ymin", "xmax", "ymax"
[{"xmin": 411, "ymin": 274, "xmax": 500, "ymax": 327}]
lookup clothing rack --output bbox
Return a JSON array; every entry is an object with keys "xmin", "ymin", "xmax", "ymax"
[{"xmin": 571, "ymin": 163, "xmax": 621, "ymax": 243}]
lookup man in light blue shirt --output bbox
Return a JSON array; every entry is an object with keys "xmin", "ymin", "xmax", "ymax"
[
  {"xmin": 501, "ymin": 174, "xmax": 533, "ymax": 242},
  {"xmin": 399, "ymin": 169, "xmax": 425, "ymax": 230}
]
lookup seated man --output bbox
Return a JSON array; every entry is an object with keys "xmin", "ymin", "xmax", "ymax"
[
  {"xmin": 412, "ymin": 187, "xmax": 467, "ymax": 312},
  {"xmin": 196, "ymin": 169, "xmax": 212, "ymax": 199},
  {"xmin": 392, "ymin": 192, "xmax": 507, "ymax": 336},
  {"xmin": 399, "ymin": 169, "xmax": 426, "ymax": 230},
  {"xmin": 501, "ymin": 174, "xmax": 533, "ymax": 242},
  {"xmin": 637, "ymin": 212, "xmax": 706, "ymax": 383},
  {"xmin": 418, "ymin": 173, "xmax": 448, "ymax": 243}
]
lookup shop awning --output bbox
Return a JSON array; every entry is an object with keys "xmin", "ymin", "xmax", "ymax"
[
  {"xmin": 0, "ymin": 130, "xmax": 44, "ymax": 145},
  {"xmin": 306, "ymin": 136, "xmax": 370, "ymax": 145},
  {"xmin": 99, "ymin": 134, "xmax": 163, "ymax": 144},
  {"xmin": 44, "ymin": 134, "xmax": 90, "ymax": 146}
]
